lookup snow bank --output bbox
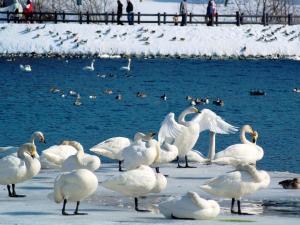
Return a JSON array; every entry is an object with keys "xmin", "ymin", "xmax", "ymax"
[
  {"xmin": 1, "ymin": 163, "xmax": 299, "ymax": 225},
  {"xmin": 0, "ymin": 23, "xmax": 299, "ymax": 58}
]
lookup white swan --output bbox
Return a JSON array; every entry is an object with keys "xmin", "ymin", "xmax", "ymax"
[
  {"xmin": 0, "ymin": 131, "xmax": 46, "ymax": 159},
  {"xmin": 185, "ymin": 150, "xmax": 207, "ymax": 163},
  {"xmin": 122, "ymin": 132, "xmax": 160, "ymax": 170},
  {"xmin": 83, "ymin": 59, "xmax": 95, "ymax": 71},
  {"xmin": 212, "ymin": 125, "xmax": 263, "ymax": 165},
  {"xmin": 53, "ymin": 169, "xmax": 98, "ymax": 215},
  {"xmin": 40, "ymin": 143, "xmax": 78, "ymax": 169},
  {"xmin": 200, "ymin": 163, "xmax": 270, "ymax": 215},
  {"xmin": 101, "ymin": 165, "xmax": 167, "ymax": 211},
  {"xmin": 0, "ymin": 143, "xmax": 40, "ymax": 197},
  {"xmin": 20, "ymin": 64, "xmax": 31, "ymax": 72},
  {"xmin": 158, "ymin": 191, "xmax": 220, "ymax": 220},
  {"xmin": 90, "ymin": 137, "xmax": 131, "ymax": 171},
  {"xmin": 61, "ymin": 141, "xmax": 101, "ymax": 172},
  {"xmin": 120, "ymin": 58, "xmax": 131, "ymax": 71},
  {"xmin": 159, "ymin": 106, "xmax": 237, "ymax": 168}
]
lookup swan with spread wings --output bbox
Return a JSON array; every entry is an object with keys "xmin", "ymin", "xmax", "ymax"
[{"xmin": 158, "ymin": 106, "xmax": 237, "ymax": 168}]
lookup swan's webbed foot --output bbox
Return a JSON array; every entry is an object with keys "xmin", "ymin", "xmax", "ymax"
[
  {"xmin": 171, "ymin": 213, "xmax": 195, "ymax": 220},
  {"xmin": 74, "ymin": 212, "xmax": 88, "ymax": 215},
  {"xmin": 135, "ymin": 208, "xmax": 151, "ymax": 212},
  {"xmin": 10, "ymin": 194, "xmax": 26, "ymax": 198},
  {"xmin": 62, "ymin": 211, "xmax": 72, "ymax": 216},
  {"xmin": 185, "ymin": 156, "xmax": 196, "ymax": 168},
  {"xmin": 118, "ymin": 161, "xmax": 125, "ymax": 172},
  {"xmin": 8, "ymin": 184, "xmax": 26, "ymax": 197}
]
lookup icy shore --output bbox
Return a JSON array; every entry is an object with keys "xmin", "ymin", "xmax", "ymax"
[
  {"xmin": 0, "ymin": 23, "xmax": 299, "ymax": 59},
  {"xmin": 1, "ymin": 163, "xmax": 300, "ymax": 225}
]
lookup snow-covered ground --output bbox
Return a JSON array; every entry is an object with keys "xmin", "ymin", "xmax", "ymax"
[
  {"xmin": 0, "ymin": 23, "xmax": 299, "ymax": 58},
  {"xmin": 1, "ymin": 163, "xmax": 299, "ymax": 225}
]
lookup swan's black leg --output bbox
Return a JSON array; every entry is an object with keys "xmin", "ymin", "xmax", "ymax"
[
  {"xmin": 155, "ymin": 167, "xmax": 160, "ymax": 173},
  {"xmin": 177, "ymin": 156, "xmax": 184, "ymax": 168},
  {"xmin": 134, "ymin": 197, "xmax": 150, "ymax": 212},
  {"xmin": 185, "ymin": 156, "xmax": 196, "ymax": 168},
  {"xmin": 7, "ymin": 185, "xmax": 13, "ymax": 197},
  {"xmin": 171, "ymin": 213, "xmax": 195, "ymax": 220},
  {"xmin": 62, "ymin": 199, "xmax": 70, "ymax": 215},
  {"xmin": 74, "ymin": 201, "xmax": 87, "ymax": 215},
  {"xmin": 11, "ymin": 184, "xmax": 26, "ymax": 197},
  {"xmin": 237, "ymin": 200, "xmax": 242, "ymax": 214},
  {"xmin": 231, "ymin": 198, "xmax": 236, "ymax": 213},
  {"xmin": 119, "ymin": 160, "xmax": 125, "ymax": 172}
]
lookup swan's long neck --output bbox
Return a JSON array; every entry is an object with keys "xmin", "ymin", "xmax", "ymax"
[
  {"xmin": 240, "ymin": 127, "xmax": 252, "ymax": 144},
  {"xmin": 91, "ymin": 61, "xmax": 94, "ymax": 69},
  {"xmin": 208, "ymin": 132, "xmax": 216, "ymax": 161},
  {"xmin": 30, "ymin": 133, "xmax": 38, "ymax": 145},
  {"xmin": 178, "ymin": 108, "xmax": 194, "ymax": 127},
  {"xmin": 128, "ymin": 59, "xmax": 131, "ymax": 69}
]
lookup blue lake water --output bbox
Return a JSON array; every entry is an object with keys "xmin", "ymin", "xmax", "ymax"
[{"xmin": 0, "ymin": 58, "xmax": 299, "ymax": 173}]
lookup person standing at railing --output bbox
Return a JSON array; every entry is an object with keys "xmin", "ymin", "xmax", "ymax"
[
  {"xmin": 117, "ymin": 0, "xmax": 124, "ymax": 25},
  {"xmin": 179, "ymin": 0, "xmax": 187, "ymax": 26},
  {"xmin": 126, "ymin": 0, "xmax": 134, "ymax": 25},
  {"xmin": 23, "ymin": 0, "xmax": 33, "ymax": 22},
  {"xmin": 206, "ymin": 0, "xmax": 213, "ymax": 26}
]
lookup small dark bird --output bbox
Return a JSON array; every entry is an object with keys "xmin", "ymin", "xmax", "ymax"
[
  {"xmin": 116, "ymin": 94, "xmax": 122, "ymax": 100},
  {"xmin": 250, "ymin": 89, "xmax": 266, "ymax": 96},
  {"xmin": 160, "ymin": 94, "xmax": 167, "ymax": 101},
  {"xmin": 170, "ymin": 37, "xmax": 176, "ymax": 41},
  {"xmin": 241, "ymin": 46, "xmax": 246, "ymax": 52},
  {"xmin": 144, "ymin": 41, "xmax": 150, "ymax": 45},
  {"xmin": 140, "ymin": 37, "xmax": 149, "ymax": 41},
  {"xmin": 150, "ymin": 30, "xmax": 156, "ymax": 34},
  {"xmin": 279, "ymin": 178, "xmax": 300, "ymax": 189},
  {"xmin": 213, "ymin": 98, "xmax": 224, "ymax": 106},
  {"xmin": 180, "ymin": 38, "xmax": 185, "ymax": 41},
  {"xmin": 96, "ymin": 30, "xmax": 101, "ymax": 34},
  {"xmin": 122, "ymin": 32, "xmax": 127, "ymax": 36},
  {"xmin": 112, "ymin": 34, "xmax": 118, "ymax": 38},
  {"xmin": 157, "ymin": 33, "xmax": 164, "ymax": 38}
]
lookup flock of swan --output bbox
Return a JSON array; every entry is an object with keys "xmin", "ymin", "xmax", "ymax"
[{"xmin": 0, "ymin": 105, "xmax": 292, "ymax": 219}]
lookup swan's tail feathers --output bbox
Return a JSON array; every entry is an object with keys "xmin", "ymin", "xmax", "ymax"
[
  {"xmin": 200, "ymin": 184, "xmax": 213, "ymax": 193},
  {"xmin": 42, "ymin": 153, "xmax": 65, "ymax": 166},
  {"xmin": 54, "ymin": 174, "xmax": 64, "ymax": 203},
  {"xmin": 90, "ymin": 147, "xmax": 114, "ymax": 159}
]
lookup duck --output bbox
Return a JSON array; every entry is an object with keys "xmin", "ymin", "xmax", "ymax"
[
  {"xmin": 104, "ymin": 89, "xmax": 113, "ymax": 95},
  {"xmin": 158, "ymin": 107, "xmax": 237, "ymax": 168},
  {"xmin": 61, "ymin": 141, "xmax": 101, "ymax": 172},
  {"xmin": 122, "ymin": 132, "xmax": 160, "ymax": 170},
  {"xmin": 160, "ymin": 94, "xmax": 167, "ymax": 101},
  {"xmin": 40, "ymin": 143, "xmax": 78, "ymax": 169},
  {"xmin": 53, "ymin": 169, "xmax": 98, "ymax": 215},
  {"xmin": 115, "ymin": 94, "xmax": 122, "ymax": 100},
  {"xmin": 200, "ymin": 163, "xmax": 270, "ymax": 215},
  {"xmin": 293, "ymin": 88, "xmax": 300, "ymax": 93},
  {"xmin": 158, "ymin": 191, "xmax": 220, "ymax": 220},
  {"xmin": 90, "ymin": 137, "xmax": 131, "ymax": 171},
  {"xmin": 101, "ymin": 165, "xmax": 167, "ymax": 212},
  {"xmin": 278, "ymin": 178, "xmax": 300, "ymax": 189},
  {"xmin": 249, "ymin": 89, "xmax": 266, "ymax": 96},
  {"xmin": 212, "ymin": 98, "xmax": 224, "ymax": 106},
  {"xmin": 0, "ymin": 143, "xmax": 40, "ymax": 197},
  {"xmin": 213, "ymin": 125, "xmax": 263, "ymax": 165},
  {"xmin": 20, "ymin": 64, "xmax": 32, "ymax": 72},
  {"xmin": 136, "ymin": 92, "xmax": 147, "ymax": 98},
  {"xmin": 121, "ymin": 58, "xmax": 131, "ymax": 71},
  {"xmin": 83, "ymin": 59, "xmax": 95, "ymax": 71}
]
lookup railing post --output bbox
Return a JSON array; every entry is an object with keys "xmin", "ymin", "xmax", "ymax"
[
  {"xmin": 189, "ymin": 12, "xmax": 192, "ymax": 24},
  {"xmin": 39, "ymin": 12, "xmax": 42, "ymax": 23},
  {"xmin": 138, "ymin": 12, "xmax": 140, "ymax": 24},
  {"xmin": 288, "ymin": 13, "xmax": 293, "ymax": 25},
  {"xmin": 6, "ymin": 11, "xmax": 10, "ymax": 23},
  {"xmin": 240, "ymin": 12, "xmax": 244, "ymax": 25},
  {"xmin": 158, "ymin": 13, "xmax": 160, "ymax": 25},
  {"xmin": 262, "ymin": 12, "xmax": 266, "ymax": 26},
  {"xmin": 62, "ymin": 11, "xmax": 65, "ymax": 23},
  {"xmin": 112, "ymin": 11, "xmax": 115, "ymax": 24},
  {"xmin": 215, "ymin": 13, "xmax": 218, "ymax": 26},
  {"xmin": 86, "ymin": 11, "xmax": 90, "ymax": 24},
  {"xmin": 54, "ymin": 11, "xmax": 57, "ymax": 24},
  {"xmin": 266, "ymin": 13, "xmax": 269, "ymax": 25},
  {"xmin": 163, "ymin": 12, "xmax": 166, "ymax": 24},
  {"xmin": 79, "ymin": 12, "xmax": 82, "ymax": 24},
  {"xmin": 105, "ymin": 12, "xmax": 108, "ymax": 24},
  {"xmin": 236, "ymin": 11, "xmax": 240, "ymax": 26}
]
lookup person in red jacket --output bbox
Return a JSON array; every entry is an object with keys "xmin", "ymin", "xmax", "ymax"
[{"xmin": 24, "ymin": 0, "xmax": 33, "ymax": 21}]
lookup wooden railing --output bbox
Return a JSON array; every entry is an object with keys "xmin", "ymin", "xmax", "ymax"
[{"xmin": 0, "ymin": 11, "xmax": 299, "ymax": 26}]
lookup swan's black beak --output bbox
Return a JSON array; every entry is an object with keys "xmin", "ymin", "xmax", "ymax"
[{"xmin": 150, "ymin": 132, "xmax": 156, "ymax": 137}]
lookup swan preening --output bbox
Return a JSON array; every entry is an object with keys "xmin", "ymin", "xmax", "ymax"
[
  {"xmin": 20, "ymin": 64, "xmax": 31, "ymax": 72},
  {"xmin": 54, "ymin": 169, "xmax": 98, "ymax": 215},
  {"xmin": 158, "ymin": 191, "xmax": 220, "ymax": 220},
  {"xmin": 200, "ymin": 163, "xmax": 270, "ymax": 214},
  {"xmin": 121, "ymin": 58, "xmax": 131, "ymax": 71},
  {"xmin": 0, "ymin": 143, "xmax": 40, "ymax": 197},
  {"xmin": 83, "ymin": 59, "xmax": 95, "ymax": 71},
  {"xmin": 212, "ymin": 125, "xmax": 264, "ymax": 165},
  {"xmin": 101, "ymin": 165, "xmax": 167, "ymax": 212},
  {"xmin": 121, "ymin": 132, "xmax": 159, "ymax": 170},
  {"xmin": 61, "ymin": 141, "xmax": 101, "ymax": 172},
  {"xmin": 158, "ymin": 106, "xmax": 237, "ymax": 168},
  {"xmin": 90, "ymin": 137, "xmax": 131, "ymax": 171}
]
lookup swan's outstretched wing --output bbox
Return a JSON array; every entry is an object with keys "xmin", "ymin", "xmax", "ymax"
[
  {"xmin": 158, "ymin": 113, "xmax": 184, "ymax": 144},
  {"xmin": 192, "ymin": 109, "xmax": 238, "ymax": 134}
]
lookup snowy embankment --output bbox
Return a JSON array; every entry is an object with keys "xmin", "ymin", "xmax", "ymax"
[
  {"xmin": 0, "ymin": 23, "xmax": 300, "ymax": 58},
  {"xmin": 1, "ymin": 163, "xmax": 300, "ymax": 225}
]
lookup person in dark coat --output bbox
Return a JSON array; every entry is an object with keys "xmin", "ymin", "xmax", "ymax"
[
  {"xmin": 179, "ymin": 0, "xmax": 188, "ymax": 26},
  {"xmin": 206, "ymin": 0, "xmax": 214, "ymax": 26},
  {"xmin": 117, "ymin": 0, "xmax": 123, "ymax": 25},
  {"xmin": 126, "ymin": 0, "xmax": 134, "ymax": 25}
]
